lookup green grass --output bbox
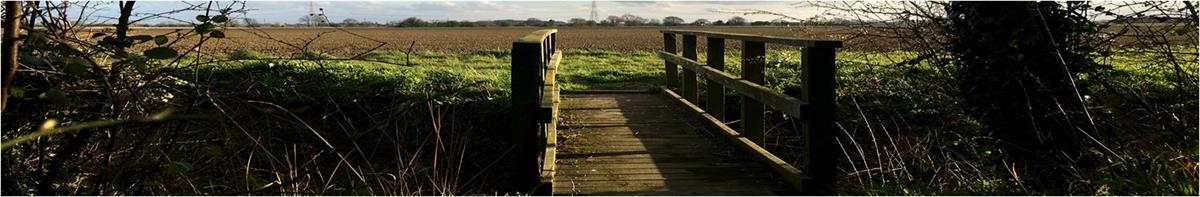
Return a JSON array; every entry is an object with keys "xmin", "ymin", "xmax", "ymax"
[{"xmin": 182, "ymin": 48, "xmax": 1196, "ymax": 195}]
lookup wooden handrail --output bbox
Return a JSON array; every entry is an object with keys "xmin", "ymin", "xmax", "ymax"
[
  {"xmin": 656, "ymin": 51, "xmax": 808, "ymax": 118},
  {"xmin": 660, "ymin": 29, "xmax": 841, "ymax": 195},
  {"xmin": 515, "ymin": 29, "xmax": 558, "ymax": 43},
  {"xmin": 511, "ymin": 29, "xmax": 560, "ymax": 195}
]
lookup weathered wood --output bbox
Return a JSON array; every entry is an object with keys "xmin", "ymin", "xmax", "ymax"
[
  {"xmin": 543, "ymin": 50, "xmax": 560, "ymax": 86},
  {"xmin": 705, "ymin": 37, "xmax": 726, "ymax": 122},
  {"xmin": 663, "ymin": 33, "xmax": 679, "ymax": 90},
  {"xmin": 741, "ymin": 41, "xmax": 766, "ymax": 145},
  {"xmin": 516, "ymin": 29, "xmax": 558, "ymax": 43},
  {"xmin": 800, "ymin": 47, "xmax": 838, "ymax": 195},
  {"xmin": 658, "ymin": 87, "xmax": 807, "ymax": 192},
  {"xmin": 554, "ymin": 93, "xmax": 788, "ymax": 195},
  {"xmin": 660, "ymin": 29, "xmax": 843, "ymax": 48},
  {"xmin": 539, "ymin": 51, "xmax": 562, "ymax": 123},
  {"xmin": 681, "ymin": 34, "xmax": 699, "ymax": 103},
  {"xmin": 539, "ymin": 85, "xmax": 559, "ymax": 123},
  {"xmin": 511, "ymin": 29, "xmax": 559, "ymax": 195},
  {"xmin": 511, "ymin": 38, "xmax": 544, "ymax": 191},
  {"xmin": 656, "ymin": 51, "xmax": 807, "ymax": 118},
  {"xmin": 540, "ymin": 105, "xmax": 558, "ymax": 194},
  {"xmin": 561, "ymin": 89, "xmax": 656, "ymax": 94}
]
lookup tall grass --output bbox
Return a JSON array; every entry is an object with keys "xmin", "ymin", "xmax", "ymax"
[{"xmin": 5, "ymin": 48, "xmax": 1191, "ymax": 195}]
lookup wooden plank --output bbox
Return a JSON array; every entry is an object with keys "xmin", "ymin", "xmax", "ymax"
[
  {"xmin": 556, "ymin": 152, "xmax": 724, "ymax": 160},
  {"xmin": 559, "ymin": 156, "xmax": 733, "ymax": 163},
  {"xmin": 563, "ymin": 113, "xmax": 686, "ymax": 120},
  {"xmin": 515, "ymin": 29, "xmax": 558, "ymax": 43},
  {"xmin": 553, "ymin": 179, "xmax": 781, "ymax": 189},
  {"xmin": 800, "ymin": 47, "xmax": 838, "ymax": 195},
  {"xmin": 682, "ymin": 34, "xmax": 699, "ymax": 103},
  {"xmin": 705, "ymin": 37, "xmax": 726, "ymax": 122},
  {"xmin": 513, "ymin": 29, "xmax": 559, "ymax": 195},
  {"xmin": 560, "ymin": 119, "xmax": 696, "ymax": 125},
  {"xmin": 556, "ymin": 172, "xmax": 774, "ymax": 181},
  {"xmin": 559, "ymin": 133, "xmax": 706, "ymax": 139},
  {"xmin": 556, "ymin": 167, "xmax": 768, "ymax": 175},
  {"xmin": 542, "ymin": 50, "xmax": 560, "ymax": 87},
  {"xmin": 556, "ymin": 162, "xmax": 757, "ymax": 170},
  {"xmin": 538, "ymin": 85, "xmax": 559, "ymax": 123},
  {"xmin": 656, "ymin": 51, "xmax": 807, "ymax": 119},
  {"xmin": 556, "ymin": 92, "xmax": 788, "ymax": 195},
  {"xmin": 510, "ymin": 38, "xmax": 544, "ymax": 190},
  {"xmin": 554, "ymin": 185, "xmax": 784, "ymax": 196},
  {"xmin": 558, "ymin": 125, "xmax": 700, "ymax": 132},
  {"xmin": 659, "ymin": 87, "xmax": 808, "ymax": 193},
  {"xmin": 660, "ymin": 29, "xmax": 843, "ymax": 48},
  {"xmin": 558, "ymin": 138, "xmax": 710, "ymax": 144},
  {"xmin": 561, "ymin": 89, "xmax": 656, "ymax": 94},
  {"xmin": 563, "ymin": 141, "xmax": 726, "ymax": 147},
  {"xmin": 559, "ymin": 187, "xmax": 782, "ymax": 196},
  {"xmin": 741, "ymin": 41, "xmax": 766, "ymax": 145},
  {"xmin": 663, "ymin": 33, "xmax": 679, "ymax": 90},
  {"xmin": 559, "ymin": 144, "xmax": 723, "ymax": 150},
  {"xmin": 539, "ymin": 50, "xmax": 562, "ymax": 195}
]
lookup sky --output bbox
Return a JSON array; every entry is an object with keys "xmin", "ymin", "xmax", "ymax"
[{"xmin": 81, "ymin": 1, "xmax": 828, "ymax": 24}]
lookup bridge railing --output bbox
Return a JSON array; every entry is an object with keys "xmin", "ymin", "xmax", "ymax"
[
  {"xmin": 657, "ymin": 29, "xmax": 841, "ymax": 195},
  {"xmin": 510, "ymin": 29, "xmax": 560, "ymax": 194}
]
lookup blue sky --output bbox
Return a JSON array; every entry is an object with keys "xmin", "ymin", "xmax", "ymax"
[{"xmin": 82, "ymin": 1, "xmax": 827, "ymax": 24}]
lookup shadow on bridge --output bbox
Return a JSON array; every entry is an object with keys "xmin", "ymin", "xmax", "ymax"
[{"xmin": 552, "ymin": 92, "xmax": 790, "ymax": 195}]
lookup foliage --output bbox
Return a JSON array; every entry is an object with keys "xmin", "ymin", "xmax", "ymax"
[
  {"xmin": 948, "ymin": 2, "xmax": 1107, "ymax": 191},
  {"xmin": 2, "ymin": 1, "xmax": 251, "ymax": 195}
]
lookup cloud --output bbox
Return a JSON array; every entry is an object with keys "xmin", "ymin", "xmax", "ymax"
[
  {"xmin": 409, "ymin": 1, "xmax": 458, "ymax": 10},
  {"xmin": 613, "ymin": 1, "xmax": 658, "ymax": 6},
  {"xmin": 92, "ymin": 1, "xmax": 825, "ymax": 24}
]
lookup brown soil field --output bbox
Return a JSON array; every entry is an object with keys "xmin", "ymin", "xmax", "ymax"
[
  {"xmin": 121, "ymin": 26, "xmax": 864, "ymax": 56},
  {"xmin": 114, "ymin": 25, "xmax": 1191, "ymax": 56}
]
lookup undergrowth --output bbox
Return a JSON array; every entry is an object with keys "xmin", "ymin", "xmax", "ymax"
[
  {"xmin": 219, "ymin": 48, "xmax": 1196, "ymax": 195},
  {"xmin": 6, "ymin": 48, "xmax": 1192, "ymax": 195}
]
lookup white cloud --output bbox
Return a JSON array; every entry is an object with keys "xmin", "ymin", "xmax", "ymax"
[{"xmin": 90, "ymin": 1, "xmax": 827, "ymax": 24}]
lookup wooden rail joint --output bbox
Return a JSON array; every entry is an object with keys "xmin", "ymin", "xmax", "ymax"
[{"xmin": 658, "ymin": 29, "xmax": 842, "ymax": 195}]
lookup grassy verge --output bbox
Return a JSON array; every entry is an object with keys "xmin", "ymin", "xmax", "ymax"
[
  {"xmin": 203, "ymin": 48, "xmax": 1196, "ymax": 195},
  {"xmin": 18, "ymin": 48, "xmax": 1182, "ymax": 195}
]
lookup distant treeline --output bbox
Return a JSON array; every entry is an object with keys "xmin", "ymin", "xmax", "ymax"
[
  {"xmin": 141, "ymin": 14, "xmax": 855, "ymax": 28},
  {"xmin": 135, "ymin": 13, "xmax": 1193, "ymax": 28}
]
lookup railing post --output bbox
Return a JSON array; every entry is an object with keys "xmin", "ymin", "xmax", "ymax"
[
  {"xmin": 705, "ymin": 37, "xmax": 725, "ymax": 122},
  {"xmin": 740, "ymin": 41, "xmax": 766, "ymax": 145},
  {"xmin": 681, "ymin": 34, "xmax": 698, "ymax": 102},
  {"xmin": 663, "ymin": 33, "xmax": 679, "ymax": 90},
  {"xmin": 511, "ymin": 40, "xmax": 545, "ymax": 191},
  {"xmin": 801, "ymin": 47, "xmax": 838, "ymax": 195}
]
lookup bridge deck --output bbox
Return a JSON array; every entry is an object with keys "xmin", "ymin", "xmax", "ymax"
[{"xmin": 553, "ymin": 92, "xmax": 791, "ymax": 195}]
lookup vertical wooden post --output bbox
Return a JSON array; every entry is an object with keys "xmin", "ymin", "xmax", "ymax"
[
  {"xmin": 681, "ymin": 34, "xmax": 698, "ymax": 102},
  {"xmin": 511, "ymin": 40, "xmax": 545, "ymax": 191},
  {"xmin": 740, "ymin": 41, "xmax": 766, "ymax": 145},
  {"xmin": 663, "ymin": 33, "xmax": 678, "ymax": 90},
  {"xmin": 801, "ymin": 47, "xmax": 838, "ymax": 195},
  {"xmin": 705, "ymin": 37, "xmax": 725, "ymax": 122}
]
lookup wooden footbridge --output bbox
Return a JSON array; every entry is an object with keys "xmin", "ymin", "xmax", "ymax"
[{"xmin": 509, "ymin": 29, "xmax": 842, "ymax": 195}]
